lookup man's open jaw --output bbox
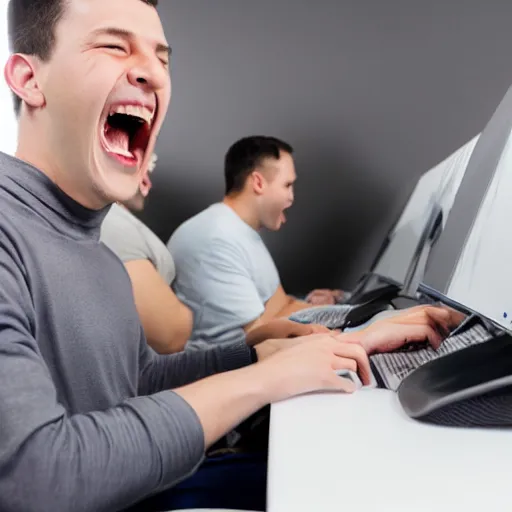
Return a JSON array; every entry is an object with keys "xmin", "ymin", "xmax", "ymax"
[{"xmin": 99, "ymin": 101, "xmax": 156, "ymax": 168}]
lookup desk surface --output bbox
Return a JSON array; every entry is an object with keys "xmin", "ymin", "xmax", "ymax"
[{"xmin": 267, "ymin": 388, "xmax": 512, "ymax": 512}]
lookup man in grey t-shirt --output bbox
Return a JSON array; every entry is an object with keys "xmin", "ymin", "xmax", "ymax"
[{"xmin": 101, "ymin": 162, "xmax": 194, "ymax": 354}]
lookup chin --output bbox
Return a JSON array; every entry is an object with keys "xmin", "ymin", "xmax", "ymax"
[
  {"xmin": 90, "ymin": 149, "xmax": 140, "ymax": 205},
  {"xmin": 265, "ymin": 221, "xmax": 282, "ymax": 232}
]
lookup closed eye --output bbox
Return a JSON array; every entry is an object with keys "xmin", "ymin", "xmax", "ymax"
[{"xmin": 101, "ymin": 44, "xmax": 127, "ymax": 52}]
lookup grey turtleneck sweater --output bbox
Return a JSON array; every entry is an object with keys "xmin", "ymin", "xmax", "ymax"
[{"xmin": 0, "ymin": 152, "xmax": 253, "ymax": 512}]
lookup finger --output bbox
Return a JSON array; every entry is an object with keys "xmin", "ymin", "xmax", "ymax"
[
  {"xmin": 311, "ymin": 295, "xmax": 335, "ymax": 306},
  {"xmin": 422, "ymin": 307, "xmax": 452, "ymax": 335},
  {"xmin": 385, "ymin": 307, "xmax": 450, "ymax": 334},
  {"xmin": 310, "ymin": 324, "xmax": 331, "ymax": 334},
  {"xmin": 423, "ymin": 324, "xmax": 444, "ymax": 349},
  {"xmin": 307, "ymin": 289, "xmax": 329, "ymax": 299},
  {"xmin": 332, "ymin": 289, "xmax": 344, "ymax": 300},
  {"xmin": 413, "ymin": 305, "xmax": 465, "ymax": 332},
  {"xmin": 439, "ymin": 306, "xmax": 466, "ymax": 328},
  {"xmin": 411, "ymin": 305, "xmax": 462, "ymax": 332},
  {"xmin": 331, "ymin": 356, "xmax": 357, "ymax": 373},
  {"xmin": 399, "ymin": 323, "xmax": 444, "ymax": 350},
  {"xmin": 330, "ymin": 342, "xmax": 371, "ymax": 386},
  {"xmin": 295, "ymin": 332, "xmax": 334, "ymax": 344},
  {"xmin": 332, "ymin": 332, "xmax": 360, "ymax": 344},
  {"xmin": 306, "ymin": 292, "xmax": 326, "ymax": 303}
]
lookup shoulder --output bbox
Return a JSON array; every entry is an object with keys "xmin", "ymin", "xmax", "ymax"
[
  {"xmin": 170, "ymin": 203, "xmax": 234, "ymax": 247},
  {"xmin": 100, "ymin": 205, "xmax": 150, "ymax": 261},
  {"xmin": 102, "ymin": 204, "xmax": 140, "ymax": 233}
]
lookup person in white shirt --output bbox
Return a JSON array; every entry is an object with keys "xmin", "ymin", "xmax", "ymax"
[{"xmin": 169, "ymin": 136, "xmax": 348, "ymax": 348}]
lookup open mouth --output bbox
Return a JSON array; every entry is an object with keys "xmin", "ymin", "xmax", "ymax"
[
  {"xmin": 280, "ymin": 205, "xmax": 292, "ymax": 224},
  {"xmin": 100, "ymin": 104, "xmax": 155, "ymax": 167}
]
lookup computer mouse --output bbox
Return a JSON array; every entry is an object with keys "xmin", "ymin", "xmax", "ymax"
[
  {"xmin": 335, "ymin": 369, "xmax": 378, "ymax": 389},
  {"xmin": 335, "ymin": 369, "xmax": 363, "ymax": 389}
]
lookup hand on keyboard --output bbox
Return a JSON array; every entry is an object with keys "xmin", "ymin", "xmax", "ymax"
[
  {"xmin": 347, "ymin": 305, "xmax": 465, "ymax": 355},
  {"xmin": 306, "ymin": 289, "xmax": 345, "ymax": 305}
]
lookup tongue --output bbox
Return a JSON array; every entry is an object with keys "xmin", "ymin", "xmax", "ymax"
[
  {"xmin": 280, "ymin": 212, "xmax": 287, "ymax": 224},
  {"xmin": 104, "ymin": 126, "xmax": 132, "ymax": 158}
]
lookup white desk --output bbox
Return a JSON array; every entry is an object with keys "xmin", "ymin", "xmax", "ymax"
[{"xmin": 267, "ymin": 388, "xmax": 512, "ymax": 512}]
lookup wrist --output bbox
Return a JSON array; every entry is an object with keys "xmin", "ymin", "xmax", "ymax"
[
  {"xmin": 238, "ymin": 362, "xmax": 278, "ymax": 405},
  {"xmin": 337, "ymin": 330, "xmax": 370, "ymax": 353},
  {"xmin": 254, "ymin": 338, "xmax": 280, "ymax": 361}
]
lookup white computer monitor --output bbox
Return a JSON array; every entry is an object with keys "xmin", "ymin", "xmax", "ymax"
[
  {"xmin": 421, "ymin": 85, "xmax": 512, "ymax": 333},
  {"xmin": 371, "ymin": 134, "xmax": 479, "ymax": 291}
]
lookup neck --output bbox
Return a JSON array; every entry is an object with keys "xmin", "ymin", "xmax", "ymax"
[
  {"xmin": 223, "ymin": 194, "xmax": 260, "ymax": 230},
  {"xmin": 16, "ymin": 134, "xmax": 58, "ymax": 184},
  {"xmin": 16, "ymin": 123, "xmax": 105, "ymax": 211}
]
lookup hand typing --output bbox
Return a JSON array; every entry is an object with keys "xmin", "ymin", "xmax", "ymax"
[
  {"xmin": 353, "ymin": 305, "xmax": 465, "ymax": 354},
  {"xmin": 306, "ymin": 289, "xmax": 344, "ymax": 305}
]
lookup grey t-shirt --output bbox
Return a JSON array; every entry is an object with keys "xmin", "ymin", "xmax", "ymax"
[
  {"xmin": 101, "ymin": 203, "xmax": 175, "ymax": 284},
  {"xmin": 0, "ymin": 153, "xmax": 252, "ymax": 512},
  {"xmin": 168, "ymin": 203, "xmax": 280, "ymax": 349}
]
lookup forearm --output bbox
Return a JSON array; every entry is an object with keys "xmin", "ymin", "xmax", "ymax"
[
  {"xmin": 276, "ymin": 297, "xmax": 311, "ymax": 317},
  {"xmin": 139, "ymin": 338, "xmax": 253, "ymax": 395},
  {"xmin": 175, "ymin": 363, "xmax": 268, "ymax": 448},
  {"xmin": 246, "ymin": 318, "xmax": 303, "ymax": 346}
]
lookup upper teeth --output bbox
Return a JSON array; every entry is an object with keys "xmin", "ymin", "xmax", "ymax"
[{"xmin": 110, "ymin": 104, "xmax": 154, "ymax": 125}]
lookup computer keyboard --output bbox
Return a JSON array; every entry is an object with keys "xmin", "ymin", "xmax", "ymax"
[
  {"xmin": 370, "ymin": 323, "xmax": 493, "ymax": 390},
  {"xmin": 289, "ymin": 305, "xmax": 353, "ymax": 330}
]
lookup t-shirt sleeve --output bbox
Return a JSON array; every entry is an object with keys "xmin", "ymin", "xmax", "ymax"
[
  {"xmin": 101, "ymin": 209, "xmax": 150, "ymax": 264},
  {"xmin": 198, "ymin": 238, "xmax": 265, "ymax": 328}
]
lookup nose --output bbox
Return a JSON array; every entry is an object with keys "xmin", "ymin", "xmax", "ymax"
[{"xmin": 128, "ymin": 55, "xmax": 169, "ymax": 92}]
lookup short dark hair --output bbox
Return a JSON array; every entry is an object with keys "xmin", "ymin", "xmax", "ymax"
[
  {"xmin": 7, "ymin": 0, "xmax": 159, "ymax": 115},
  {"xmin": 224, "ymin": 136, "xmax": 294, "ymax": 195}
]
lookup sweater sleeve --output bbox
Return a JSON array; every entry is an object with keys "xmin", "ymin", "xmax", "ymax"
[
  {"xmin": 138, "ymin": 334, "xmax": 253, "ymax": 395},
  {"xmin": 0, "ymin": 241, "xmax": 205, "ymax": 512}
]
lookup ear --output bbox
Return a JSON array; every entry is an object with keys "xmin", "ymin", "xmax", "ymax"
[
  {"xmin": 4, "ymin": 54, "xmax": 46, "ymax": 111},
  {"xmin": 251, "ymin": 171, "xmax": 266, "ymax": 195}
]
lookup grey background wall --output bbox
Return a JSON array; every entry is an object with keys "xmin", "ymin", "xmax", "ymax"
[{"xmin": 141, "ymin": 0, "xmax": 512, "ymax": 294}]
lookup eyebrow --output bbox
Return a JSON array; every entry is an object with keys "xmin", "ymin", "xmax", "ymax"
[{"xmin": 91, "ymin": 27, "xmax": 172, "ymax": 58}]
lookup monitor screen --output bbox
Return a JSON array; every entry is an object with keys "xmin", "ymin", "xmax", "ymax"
[
  {"xmin": 371, "ymin": 134, "xmax": 479, "ymax": 291},
  {"xmin": 421, "ymin": 85, "xmax": 512, "ymax": 332}
]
